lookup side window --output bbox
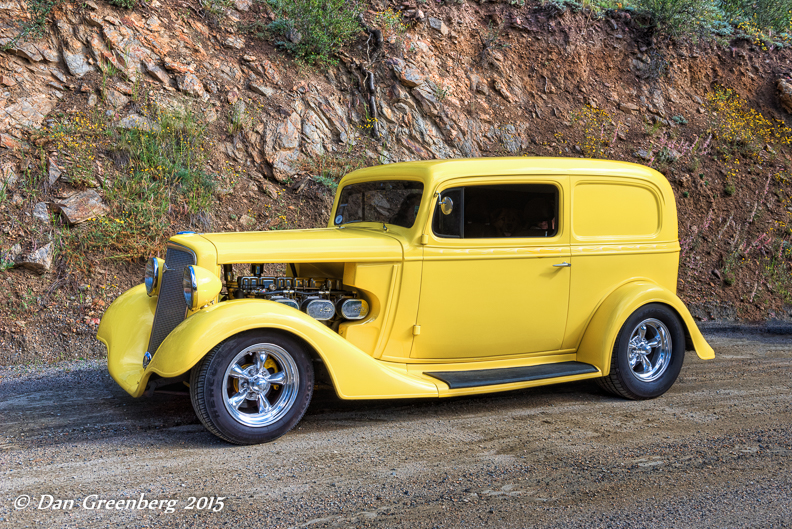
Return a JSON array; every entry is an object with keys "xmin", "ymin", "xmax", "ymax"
[{"xmin": 433, "ymin": 184, "xmax": 558, "ymax": 239}]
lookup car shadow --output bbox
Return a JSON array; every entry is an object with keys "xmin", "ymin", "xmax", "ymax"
[{"xmin": 1, "ymin": 363, "xmax": 609, "ymax": 449}]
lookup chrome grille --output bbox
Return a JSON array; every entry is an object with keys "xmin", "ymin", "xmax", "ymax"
[{"xmin": 146, "ymin": 246, "xmax": 195, "ymax": 357}]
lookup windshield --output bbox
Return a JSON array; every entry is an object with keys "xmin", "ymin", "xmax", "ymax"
[{"xmin": 334, "ymin": 180, "xmax": 424, "ymax": 228}]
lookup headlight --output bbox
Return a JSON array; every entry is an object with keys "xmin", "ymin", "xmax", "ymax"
[
  {"xmin": 183, "ymin": 265, "xmax": 222, "ymax": 310},
  {"xmin": 144, "ymin": 257, "xmax": 164, "ymax": 297}
]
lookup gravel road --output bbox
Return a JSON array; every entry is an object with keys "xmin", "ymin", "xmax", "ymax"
[{"xmin": 1, "ymin": 331, "xmax": 791, "ymax": 528}]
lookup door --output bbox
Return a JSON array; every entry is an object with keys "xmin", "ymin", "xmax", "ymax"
[{"xmin": 411, "ymin": 180, "xmax": 571, "ymax": 360}]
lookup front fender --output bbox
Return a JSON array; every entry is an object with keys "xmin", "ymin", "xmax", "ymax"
[
  {"xmin": 97, "ymin": 284, "xmax": 157, "ymax": 397},
  {"xmin": 149, "ymin": 299, "xmax": 438, "ymax": 400},
  {"xmin": 576, "ymin": 281, "xmax": 714, "ymax": 374}
]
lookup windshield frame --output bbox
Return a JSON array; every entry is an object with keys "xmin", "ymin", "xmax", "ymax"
[{"xmin": 332, "ymin": 178, "xmax": 426, "ymax": 230}]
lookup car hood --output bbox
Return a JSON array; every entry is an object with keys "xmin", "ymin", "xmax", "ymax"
[{"xmin": 188, "ymin": 227, "xmax": 404, "ymax": 264}]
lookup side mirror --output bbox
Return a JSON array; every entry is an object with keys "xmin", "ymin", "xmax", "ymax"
[{"xmin": 439, "ymin": 196, "xmax": 454, "ymax": 215}]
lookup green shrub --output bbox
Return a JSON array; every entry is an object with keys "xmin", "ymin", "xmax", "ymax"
[
  {"xmin": 61, "ymin": 107, "xmax": 215, "ymax": 267},
  {"xmin": 719, "ymin": 0, "xmax": 792, "ymax": 34},
  {"xmin": 633, "ymin": 0, "xmax": 721, "ymax": 36},
  {"xmin": 266, "ymin": 0, "xmax": 363, "ymax": 67},
  {"xmin": 301, "ymin": 150, "xmax": 366, "ymax": 194},
  {"xmin": 114, "ymin": 109, "xmax": 215, "ymax": 210},
  {"xmin": 706, "ymin": 86, "xmax": 792, "ymax": 156},
  {"xmin": 107, "ymin": 0, "xmax": 137, "ymax": 8},
  {"xmin": 201, "ymin": 0, "xmax": 233, "ymax": 18},
  {"xmin": 313, "ymin": 174, "xmax": 338, "ymax": 192}
]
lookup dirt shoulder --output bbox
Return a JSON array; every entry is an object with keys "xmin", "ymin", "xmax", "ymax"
[{"xmin": 0, "ymin": 331, "xmax": 791, "ymax": 528}]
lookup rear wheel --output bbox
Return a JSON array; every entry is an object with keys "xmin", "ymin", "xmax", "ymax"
[
  {"xmin": 190, "ymin": 330, "xmax": 314, "ymax": 444},
  {"xmin": 598, "ymin": 304, "xmax": 685, "ymax": 399}
]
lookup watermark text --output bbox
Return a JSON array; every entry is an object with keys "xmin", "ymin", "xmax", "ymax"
[{"xmin": 14, "ymin": 494, "xmax": 226, "ymax": 513}]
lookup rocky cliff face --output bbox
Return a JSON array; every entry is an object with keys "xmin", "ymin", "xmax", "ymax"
[{"xmin": 2, "ymin": 0, "xmax": 792, "ymax": 362}]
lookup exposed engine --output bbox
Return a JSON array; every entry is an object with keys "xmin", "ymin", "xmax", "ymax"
[{"xmin": 223, "ymin": 264, "xmax": 369, "ymax": 324}]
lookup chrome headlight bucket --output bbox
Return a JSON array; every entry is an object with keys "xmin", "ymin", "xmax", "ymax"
[
  {"xmin": 183, "ymin": 265, "xmax": 222, "ymax": 310},
  {"xmin": 337, "ymin": 298, "xmax": 369, "ymax": 320},
  {"xmin": 144, "ymin": 257, "xmax": 164, "ymax": 297},
  {"xmin": 183, "ymin": 266, "xmax": 197, "ymax": 309},
  {"xmin": 301, "ymin": 298, "xmax": 335, "ymax": 321}
]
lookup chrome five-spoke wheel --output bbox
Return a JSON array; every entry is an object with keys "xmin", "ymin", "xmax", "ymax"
[
  {"xmin": 190, "ymin": 331, "xmax": 314, "ymax": 445},
  {"xmin": 223, "ymin": 344, "xmax": 300, "ymax": 428},
  {"xmin": 626, "ymin": 319, "xmax": 671, "ymax": 382},
  {"xmin": 598, "ymin": 304, "xmax": 685, "ymax": 400}
]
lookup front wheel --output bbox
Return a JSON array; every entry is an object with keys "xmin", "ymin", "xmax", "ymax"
[
  {"xmin": 598, "ymin": 304, "xmax": 685, "ymax": 400},
  {"xmin": 190, "ymin": 330, "xmax": 314, "ymax": 444}
]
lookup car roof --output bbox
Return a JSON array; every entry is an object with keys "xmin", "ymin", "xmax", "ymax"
[{"xmin": 340, "ymin": 157, "xmax": 667, "ymax": 188}]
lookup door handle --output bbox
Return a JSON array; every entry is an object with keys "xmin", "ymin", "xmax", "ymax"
[{"xmin": 553, "ymin": 262, "xmax": 571, "ymax": 268}]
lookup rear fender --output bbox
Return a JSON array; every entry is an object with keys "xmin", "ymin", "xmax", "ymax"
[
  {"xmin": 149, "ymin": 299, "xmax": 438, "ymax": 399},
  {"xmin": 576, "ymin": 281, "xmax": 714, "ymax": 374}
]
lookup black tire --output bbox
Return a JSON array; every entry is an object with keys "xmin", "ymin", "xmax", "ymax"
[
  {"xmin": 190, "ymin": 330, "xmax": 314, "ymax": 445},
  {"xmin": 597, "ymin": 303, "xmax": 685, "ymax": 400}
]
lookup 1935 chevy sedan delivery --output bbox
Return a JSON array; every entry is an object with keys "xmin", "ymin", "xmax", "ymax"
[{"xmin": 97, "ymin": 157, "xmax": 714, "ymax": 444}]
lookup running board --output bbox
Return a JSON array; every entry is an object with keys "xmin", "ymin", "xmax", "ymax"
[{"xmin": 424, "ymin": 361, "xmax": 599, "ymax": 390}]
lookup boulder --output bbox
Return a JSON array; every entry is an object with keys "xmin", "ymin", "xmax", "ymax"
[
  {"xmin": 301, "ymin": 109, "xmax": 331, "ymax": 156},
  {"xmin": 257, "ymin": 180, "xmax": 279, "ymax": 200},
  {"xmin": 50, "ymin": 69, "xmax": 67, "ymax": 83},
  {"xmin": 0, "ymin": 134, "xmax": 22, "ymax": 150},
  {"xmin": 143, "ymin": 60, "xmax": 170, "ymax": 84},
  {"xmin": 4, "ymin": 243, "xmax": 23, "ymax": 263},
  {"xmin": 240, "ymin": 214, "xmax": 256, "ymax": 228},
  {"xmin": 428, "ymin": 17, "xmax": 449, "ymax": 36},
  {"xmin": 258, "ymin": 109, "xmax": 302, "ymax": 182},
  {"xmin": 114, "ymin": 82, "xmax": 134, "ymax": 96},
  {"xmin": 1, "ymin": 162, "xmax": 17, "ymax": 189},
  {"xmin": 305, "ymin": 93, "xmax": 351, "ymax": 144},
  {"xmin": 15, "ymin": 243, "xmax": 54, "ymax": 274},
  {"xmin": 0, "ymin": 96, "xmax": 55, "ymax": 130},
  {"xmin": 388, "ymin": 58, "xmax": 424, "ymax": 88},
  {"xmin": 223, "ymin": 36, "xmax": 245, "ymax": 50},
  {"xmin": 3, "ymin": 41, "xmax": 44, "ymax": 62},
  {"xmin": 259, "ymin": 58, "xmax": 280, "ymax": 84},
  {"xmin": 48, "ymin": 157, "xmax": 62, "ymax": 186},
  {"xmin": 163, "ymin": 57, "xmax": 194, "ymax": 74},
  {"xmin": 250, "ymin": 81, "xmax": 275, "ymax": 97},
  {"xmin": 493, "ymin": 79, "xmax": 516, "ymax": 103},
  {"xmin": 778, "ymin": 78, "xmax": 792, "ymax": 114},
  {"xmin": 63, "ymin": 49, "xmax": 93, "ymax": 78},
  {"xmin": 177, "ymin": 73, "xmax": 207, "ymax": 99},
  {"xmin": 104, "ymin": 88, "xmax": 129, "ymax": 109},
  {"xmin": 412, "ymin": 83, "xmax": 441, "ymax": 116},
  {"xmin": 116, "ymin": 114, "xmax": 161, "ymax": 132},
  {"xmin": 33, "ymin": 202, "xmax": 50, "ymax": 224},
  {"xmin": 55, "ymin": 190, "xmax": 109, "ymax": 225},
  {"xmin": 620, "ymin": 102, "xmax": 640, "ymax": 113}
]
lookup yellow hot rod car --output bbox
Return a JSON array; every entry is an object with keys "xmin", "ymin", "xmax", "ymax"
[{"xmin": 97, "ymin": 157, "xmax": 714, "ymax": 444}]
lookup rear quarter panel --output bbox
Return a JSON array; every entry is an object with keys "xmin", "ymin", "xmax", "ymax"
[{"xmin": 563, "ymin": 174, "xmax": 679, "ymax": 350}]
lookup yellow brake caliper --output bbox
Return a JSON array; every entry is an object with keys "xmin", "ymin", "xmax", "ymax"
[{"xmin": 233, "ymin": 358, "xmax": 280, "ymax": 393}]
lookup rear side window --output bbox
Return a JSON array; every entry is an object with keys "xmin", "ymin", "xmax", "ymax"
[
  {"xmin": 433, "ymin": 184, "xmax": 558, "ymax": 238},
  {"xmin": 573, "ymin": 182, "xmax": 660, "ymax": 238}
]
